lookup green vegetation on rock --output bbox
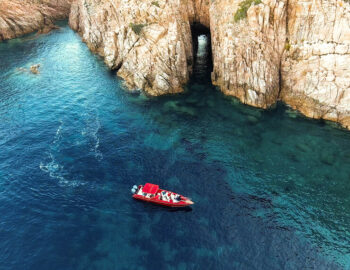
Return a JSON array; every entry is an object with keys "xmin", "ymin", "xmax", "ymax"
[
  {"xmin": 234, "ymin": 0, "xmax": 262, "ymax": 22},
  {"xmin": 129, "ymin": 23, "xmax": 147, "ymax": 35},
  {"xmin": 151, "ymin": 1, "xmax": 160, "ymax": 7},
  {"xmin": 285, "ymin": 41, "xmax": 291, "ymax": 51}
]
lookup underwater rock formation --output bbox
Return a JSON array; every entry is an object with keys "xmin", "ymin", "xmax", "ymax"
[{"xmin": 0, "ymin": 0, "xmax": 72, "ymax": 41}]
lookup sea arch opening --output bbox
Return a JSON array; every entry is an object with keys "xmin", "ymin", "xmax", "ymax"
[{"xmin": 190, "ymin": 23, "xmax": 213, "ymax": 84}]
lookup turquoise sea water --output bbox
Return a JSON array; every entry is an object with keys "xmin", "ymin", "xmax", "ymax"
[{"xmin": 1, "ymin": 23, "xmax": 350, "ymax": 269}]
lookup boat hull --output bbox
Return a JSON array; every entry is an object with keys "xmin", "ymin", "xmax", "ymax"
[
  {"xmin": 133, "ymin": 194, "xmax": 192, "ymax": 207},
  {"xmin": 132, "ymin": 186, "xmax": 193, "ymax": 208}
]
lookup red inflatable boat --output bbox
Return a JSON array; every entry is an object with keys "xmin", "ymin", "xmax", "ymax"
[{"xmin": 131, "ymin": 183, "xmax": 194, "ymax": 208}]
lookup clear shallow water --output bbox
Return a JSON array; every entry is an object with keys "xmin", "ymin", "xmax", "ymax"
[{"xmin": 1, "ymin": 23, "xmax": 350, "ymax": 270}]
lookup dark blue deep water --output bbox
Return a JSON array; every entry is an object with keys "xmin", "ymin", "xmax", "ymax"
[{"xmin": 1, "ymin": 23, "xmax": 350, "ymax": 270}]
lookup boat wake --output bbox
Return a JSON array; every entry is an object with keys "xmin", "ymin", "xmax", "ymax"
[
  {"xmin": 39, "ymin": 153, "xmax": 85, "ymax": 187},
  {"xmin": 39, "ymin": 121, "xmax": 87, "ymax": 187}
]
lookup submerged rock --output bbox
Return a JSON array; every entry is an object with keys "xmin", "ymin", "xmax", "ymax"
[
  {"xmin": 185, "ymin": 95, "xmax": 199, "ymax": 105},
  {"xmin": 239, "ymin": 106, "xmax": 263, "ymax": 119},
  {"xmin": 163, "ymin": 100, "xmax": 196, "ymax": 116},
  {"xmin": 320, "ymin": 151, "xmax": 335, "ymax": 166},
  {"xmin": 285, "ymin": 108, "xmax": 299, "ymax": 119},
  {"xmin": 287, "ymin": 151, "xmax": 300, "ymax": 163},
  {"xmin": 37, "ymin": 24, "xmax": 60, "ymax": 35},
  {"xmin": 246, "ymin": 115, "xmax": 259, "ymax": 124},
  {"xmin": 295, "ymin": 142, "xmax": 310, "ymax": 153},
  {"xmin": 206, "ymin": 98, "xmax": 215, "ymax": 108}
]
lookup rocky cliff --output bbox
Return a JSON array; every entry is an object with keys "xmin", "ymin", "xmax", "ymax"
[
  {"xmin": 69, "ymin": 0, "xmax": 350, "ymax": 129},
  {"xmin": 210, "ymin": 0, "xmax": 287, "ymax": 108},
  {"xmin": 69, "ymin": 0, "xmax": 210, "ymax": 95},
  {"xmin": 0, "ymin": 0, "xmax": 72, "ymax": 41},
  {"xmin": 211, "ymin": 0, "xmax": 350, "ymax": 129},
  {"xmin": 281, "ymin": 0, "xmax": 350, "ymax": 129}
]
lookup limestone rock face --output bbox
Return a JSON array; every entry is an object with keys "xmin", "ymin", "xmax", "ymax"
[
  {"xmin": 70, "ymin": 0, "xmax": 350, "ymax": 129},
  {"xmin": 210, "ymin": 0, "xmax": 287, "ymax": 108},
  {"xmin": 0, "ymin": 0, "xmax": 72, "ymax": 41},
  {"xmin": 69, "ymin": 0, "xmax": 209, "ymax": 95},
  {"xmin": 69, "ymin": 0, "xmax": 288, "ymax": 107},
  {"xmin": 281, "ymin": 0, "xmax": 350, "ymax": 129}
]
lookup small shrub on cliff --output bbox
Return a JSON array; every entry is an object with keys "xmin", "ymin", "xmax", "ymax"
[
  {"xmin": 234, "ymin": 0, "xmax": 262, "ymax": 22},
  {"xmin": 285, "ymin": 42, "xmax": 291, "ymax": 51},
  {"xmin": 129, "ymin": 23, "xmax": 147, "ymax": 35},
  {"xmin": 151, "ymin": 1, "xmax": 160, "ymax": 7}
]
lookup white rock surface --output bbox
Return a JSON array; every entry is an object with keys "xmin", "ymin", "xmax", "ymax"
[{"xmin": 281, "ymin": 0, "xmax": 350, "ymax": 129}]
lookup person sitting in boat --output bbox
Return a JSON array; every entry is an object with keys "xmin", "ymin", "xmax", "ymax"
[
  {"xmin": 171, "ymin": 193, "xmax": 180, "ymax": 203},
  {"xmin": 161, "ymin": 191, "xmax": 167, "ymax": 201}
]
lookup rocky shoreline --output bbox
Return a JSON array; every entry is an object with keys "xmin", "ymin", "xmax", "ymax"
[
  {"xmin": 1, "ymin": 0, "xmax": 349, "ymax": 130},
  {"xmin": 0, "ymin": 0, "xmax": 72, "ymax": 41}
]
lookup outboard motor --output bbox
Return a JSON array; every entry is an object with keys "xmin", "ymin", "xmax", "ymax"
[{"xmin": 131, "ymin": 185, "xmax": 138, "ymax": 194}]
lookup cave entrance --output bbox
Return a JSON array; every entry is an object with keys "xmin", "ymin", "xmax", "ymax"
[{"xmin": 190, "ymin": 23, "xmax": 213, "ymax": 84}]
